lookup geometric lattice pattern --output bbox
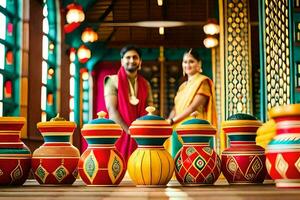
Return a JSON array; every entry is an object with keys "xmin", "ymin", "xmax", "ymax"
[
  {"xmin": 225, "ymin": 0, "xmax": 252, "ymax": 117},
  {"xmin": 265, "ymin": 0, "xmax": 290, "ymax": 110},
  {"xmin": 175, "ymin": 146, "xmax": 221, "ymax": 185}
]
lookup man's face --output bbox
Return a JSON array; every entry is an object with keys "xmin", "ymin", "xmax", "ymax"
[{"xmin": 121, "ymin": 50, "xmax": 141, "ymax": 73}]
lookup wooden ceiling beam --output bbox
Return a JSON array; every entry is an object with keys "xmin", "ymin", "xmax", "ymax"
[{"xmin": 98, "ymin": 0, "xmax": 117, "ymax": 22}]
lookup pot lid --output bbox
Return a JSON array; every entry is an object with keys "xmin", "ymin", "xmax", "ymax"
[
  {"xmin": 130, "ymin": 106, "xmax": 170, "ymax": 126},
  {"xmin": 222, "ymin": 113, "xmax": 262, "ymax": 127},
  {"xmin": 129, "ymin": 106, "xmax": 172, "ymax": 136},
  {"xmin": 269, "ymin": 104, "xmax": 300, "ymax": 119},
  {"xmin": 176, "ymin": 112, "xmax": 216, "ymax": 132},
  {"xmin": 82, "ymin": 111, "xmax": 122, "ymax": 131},
  {"xmin": 0, "ymin": 116, "xmax": 25, "ymax": 124},
  {"xmin": 37, "ymin": 114, "xmax": 76, "ymax": 128}
]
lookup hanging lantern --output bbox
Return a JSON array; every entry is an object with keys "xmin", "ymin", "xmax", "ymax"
[
  {"xmin": 157, "ymin": 0, "xmax": 163, "ymax": 6},
  {"xmin": 203, "ymin": 36, "xmax": 219, "ymax": 48},
  {"xmin": 69, "ymin": 48, "xmax": 76, "ymax": 62},
  {"xmin": 49, "ymin": 42, "xmax": 55, "ymax": 51},
  {"xmin": 4, "ymin": 80, "xmax": 12, "ymax": 98},
  {"xmin": 81, "ymin": 28, "xmax": 98, "ymax": 43},
  {"xmin": 77, "ymin": 45, "xmax": 91, "ymax": 63},
  {"xmin": 66, "ymin": 3, "xmax": 85, "ymax": 24},
  {"xmin": 203, "ymin": 19, "xmax": 220, "ymax": 35},
  {"xmin": 6, "ymin": 50, "xmax": 13, "ymax": 65},
  {"xmin": 48, "ymin": 68, "xmax": 54, "ymax": 78},
  {"xmin": 80, "ymin": 67, "xmax": 89, "ymax": 81},
  {"xmin": 159, "ymin": 27, "xmax": 164, "ymax": 35}
]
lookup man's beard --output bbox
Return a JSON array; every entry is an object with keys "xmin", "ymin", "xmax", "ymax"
[{"xmin": 127, "ymin": 65, "xmax": 138, "ymax": 73}]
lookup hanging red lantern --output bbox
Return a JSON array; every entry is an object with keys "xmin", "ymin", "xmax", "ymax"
[
  {"xmin": 64, "ymin": 3, "xmax": 85, "ymax": 33},
  {"xmin": 80, "ymin": 68, "xmax": 89, "ymax": 81},
  {"xmin": 81, "ymin": 28, "xmax": 98, "ymax": 43},
  {"xmin": 6, "ymin": 50, "xmax": 13, "ymax": 65},
  {"xmin": 4, "ymin": 80, "xmax": 12, "ymax": 98},
  {"xmin": 66, "ymin": 3, "xmax": 85, "ymax": 24},
  {"xmin": 69, "ymin": 48, "xmax": 76, "ymax": 62},
  {"xmin": 77, "ymin": 45, "xmax": 91, "ymax": 63}
]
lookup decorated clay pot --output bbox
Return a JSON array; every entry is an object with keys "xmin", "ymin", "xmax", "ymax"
[
  {"xmin": 79, "ymin": 111, "xmax": 125, "ymax": 186},
  {"xmin": 32, "ymin": 114, "xmax": 80, "ymax": 185},
  {"xmin": 174, "ymin": 117, "xmax": 221, "ymax": 185},
  {"xmin": 128, "ymin": 106, "xmax": 174, "ymax": 186},
  {"xmin": 0, "ymin": 117, "xmax": 31, "ymax": 186},
  {"xmin": 221, "ymin": 113, "xmax": 266, "ymax": 184},
  {"xmin": 266, "ymin": 104, "xmax": 300, "ymax": 188}
]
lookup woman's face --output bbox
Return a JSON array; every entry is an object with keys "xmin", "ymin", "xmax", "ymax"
[{"xmin": 182, "ymin": 53, "xmax": 200, "ymax": 76}]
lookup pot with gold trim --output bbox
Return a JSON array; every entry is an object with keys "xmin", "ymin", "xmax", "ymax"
[
  {"xmin": 221, "ymin": 113, "xmax": 266, "ymax": 184},
  {"xmin": 79, "ymin": 111, "xmax": 125, "ymax": 186},
  {"xmin": 32, "ymin": 114, "xmax": 80, "ymax": 185},
  {"xmin": 174, "ymin": 113, "xmax": 221, "ymax": 185},
  {"xmin": 266, "ymin": 104, "xmax": 300, "ymax": 188},
  {"xmin": 127, "ymin": 106, "xmax": 174, "ymax": 187},
  {"xmin": 0, "ymin": 117, "xmax": 31, "ymax": 186}
]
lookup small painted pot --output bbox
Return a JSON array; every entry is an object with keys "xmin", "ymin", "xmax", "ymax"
[
  {"xmin": 175, "ymin": 118, "xmax": 221, "ymax": 185},
  {"xmin": 266, "ymin": 104, "xmax": 300, "ymax": 188},
  {"xmin": 128, "ymin": 106, "xmax": 174, "ymax": 186},
  {"xmin": 79, "ymin": 111, "xmax": 126, "ymax": 186},
  {"xmin": 0, "ymin": 117, "xmax": 31, "ymax": 186},
  {"xmin": 32, "ymin": 114, "xmax": 80, "ymax": 185},
  {"xmin": 221, "ymin": 113, "xmax": 266, "ymax": 184}
]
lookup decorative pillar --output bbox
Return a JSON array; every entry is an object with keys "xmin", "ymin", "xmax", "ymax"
[
  {"xmin": 222, "ymin": 0, "xmax": 253, "ymax": 119},
  {"xmin": 212, "ymin": 46, "xmax": 222, "ymax": 153},
  {"xmin": 20, "ymin": 1, "xmax": 30, "ymax": 138},
  {"xmin": 259, "ymin": 0, "xmax": 292, "ymax": 121},
  {"xmin": 159, "ymin": 46, "xmax": 165, "ymax": 116}
]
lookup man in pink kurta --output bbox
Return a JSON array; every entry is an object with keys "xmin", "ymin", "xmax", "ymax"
[{"xmin": 104, "ymin": 45, "xmax": 153, "ymax": 164}]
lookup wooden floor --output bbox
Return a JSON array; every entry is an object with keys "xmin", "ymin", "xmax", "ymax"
[{"xmin": 0, "ymin": 179, "xmax": 299, "ymax": 200}]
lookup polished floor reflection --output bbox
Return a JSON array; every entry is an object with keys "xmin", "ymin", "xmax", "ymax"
[{"xmin": 0, "ymin": 179, "xmax": 299, "ymax": 200}]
